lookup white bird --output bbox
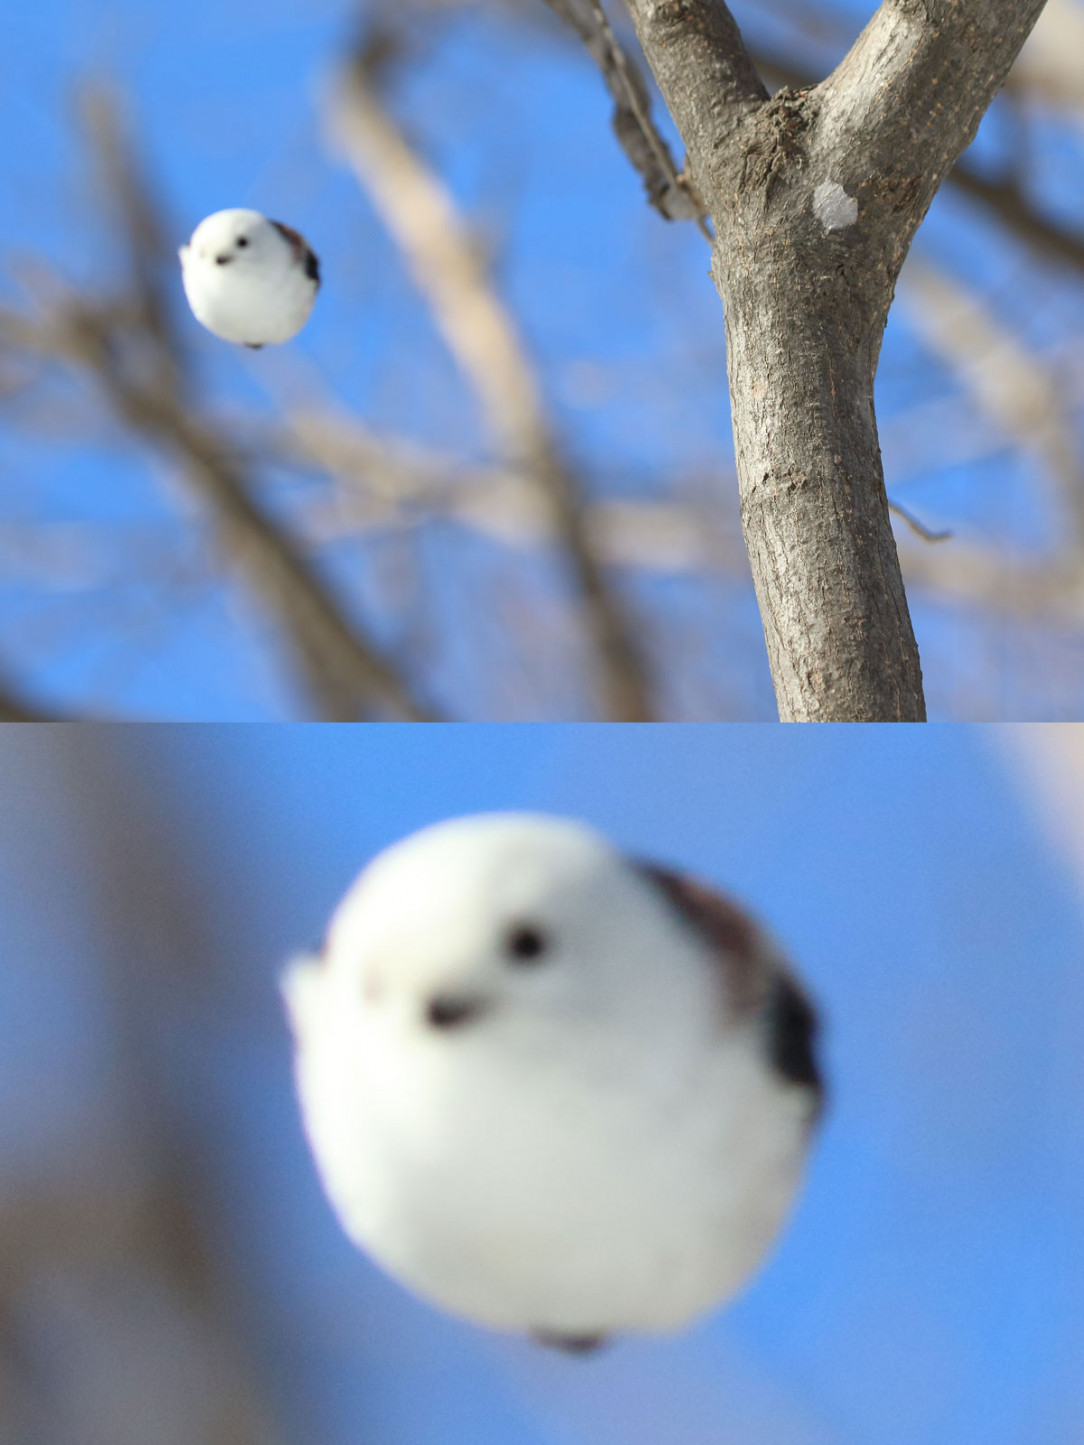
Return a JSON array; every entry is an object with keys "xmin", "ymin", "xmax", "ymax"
[
  {"xmin": 284, "ymin": 814, "xmax": 823, "ymax": 1352},
  {"xmin": 178, "ymin": 208, "xmax": 320, "ymax": 348}
]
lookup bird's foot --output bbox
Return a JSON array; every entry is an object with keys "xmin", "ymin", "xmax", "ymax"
[{"xmin": 531, "ymin": 1329, "xmax": 609, "ymax": 1355}]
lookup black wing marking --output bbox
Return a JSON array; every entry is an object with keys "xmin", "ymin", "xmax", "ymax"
[
  {"xmin": 765, "ymin": 972, "xmax": 825, "ymax": 1111},
  {"xmin": 270, "ymin": 219, "xmax": 321, "ymax": 288},
  {"xmin": 634, "ymin": 862, "xmax": 764, "ymax": 1007},
  {"xmin": 637, "ymin": 859, "xmax": 825, "ymax": 1112}
]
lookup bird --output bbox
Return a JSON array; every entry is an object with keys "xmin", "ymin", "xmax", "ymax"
[
  {"xmin": 178, "ymin": 208, "xmax": 320, "ymax": 348},
  {"xmin": 283, "ymin": 813, "xmax": 823, "ymax": 1352}
]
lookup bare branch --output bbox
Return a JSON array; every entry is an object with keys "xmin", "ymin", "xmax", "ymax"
[
  {"xmin": 538, "ymin": 21, "xmax": 1084, "ymax": 282},
  {"xmin": 900, "ymin": 260, "xmax": 1084, "ymax": 548},
  {"xmin": 0, "ymin": 90, "xmax": 436, "ymax": 722},
  {"xmin": 273, "ymin": 409, "xmax": 745, "ymax": 570},
  {"xmin": 948, "ymin": 163, "xmax": 1084, "ymax": 274},
  {"xmin": 888, "ymin": 499, "xmax": 952, "ymax": 545},
  {"xmin": 619, "ymin": 0, "xmax": 767, "ymax": 178},
  {"xmin": 0, "ymin": 672, "xmax": 58, "ymax": 721},
  {"xmin": 330, "ymin": 51, "xmax": 656, "ymax": 719},
  {"xmin": 80, "ymin": 86, "xmax": 188, "ymax": 389},
  {"xmin": 0, "ymin": 304, "xmax": 434, "ymax": 721},
  {"xmin": 751, "ymin": 44, "xmax": 1084, "ymax": 278},
  {"xmin": 540, "ymin": 0, "xmax": 711, "ymax": 231},
  {"xmin": 816, "ymin": 0, "xmax": 1052, "ymax": 258}
]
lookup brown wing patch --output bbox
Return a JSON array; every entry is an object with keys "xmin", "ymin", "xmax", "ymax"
[
  {"xmin": 635, "ymin": 862, "xmax": 769, "ymax": 1014},
  {"xmin": 270, "ymin": 220, "xmax": 321, "ymax": 287},
  {"xmin": 637, "ymin": 861, "xmax": 824, "ymax": 1109},
  {"xmin": 270, "ymin": 219, "xmax": 305, "ymax": 253}
]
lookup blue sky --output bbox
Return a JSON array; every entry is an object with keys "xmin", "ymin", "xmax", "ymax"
[
  {"xmin": 2, "ymin": 0, "xmax": 1083, "ymax": 718},
  {"xmin": 2, "ymin": 723, "xmax": 1083, "ymax": 1442}
]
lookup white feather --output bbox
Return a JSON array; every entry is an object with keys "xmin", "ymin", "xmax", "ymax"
[{"xmin": 285, "ymin": 814, "xmax": 818, "ymax": 1338}]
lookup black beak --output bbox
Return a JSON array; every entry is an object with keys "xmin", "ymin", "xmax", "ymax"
[
  {"xmin": 425, "ymin": 993, "xmax": 490, "ymax": 1031},
  {"xmin": 215, "ymin": 254, "xmax": 232, "ymax": 266}
]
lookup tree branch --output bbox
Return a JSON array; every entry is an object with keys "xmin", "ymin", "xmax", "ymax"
[
  {"xmin": 540, "ymin": 0, "xmax": 711, "ymax": 230},
  {"xmin": 0, "ymin": 89, "xmax": 434, "ymax": 722},
  {"xmin": 330, "ymin": 47, "xmax": 656, "ymax": 720},
  {"xmin": 621, "ymin": 0, "xmax": 767, "ymax": 160},
  {"xmin": 751, "ymin": 45, "xmax": 1084, "ymax": 277},
  {"xmin": 0, "ymin": 305, "xmax": 434, "ymax": 721},
  {"xmin": 948, "ymin": 162, "xmax": 1084, "ymax": 274},
  {"xmin": 816, "ymin": 0, "xmax": 1053, "ymax": 260},
  {"xmin": 0, "ymin": 673, "xmax": 58, "ymax": 721}
]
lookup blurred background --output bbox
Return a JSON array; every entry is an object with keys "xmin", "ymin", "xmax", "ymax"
[
  {"xmin": 1, "ymin": 721, "xmax": 1083, "ymax": 1443},
  {"xmin": 2, "ymin": 0, "xmax": 1084, "ymax": 720}
]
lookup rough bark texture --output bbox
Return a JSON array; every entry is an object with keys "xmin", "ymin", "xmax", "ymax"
[{"xmin": 621, "ymin": 0, "xmax": 1050, "ymax": 720}]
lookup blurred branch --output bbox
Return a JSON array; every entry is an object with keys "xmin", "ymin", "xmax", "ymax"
[
  {"xmin": 330, "ymin": 49, "xmax": 656, "ymax": 720},
  {"xmin": 0, "ymin": 668, "xmax": 61, "ymax": 720},
  {"xmin": 275, "ymin": 409, "xmax": 745, "ymax": 568},
  {"xmin": 898, "ymin": 542, "xmax": 1084, "ymax": 623},
  {"xmin": 1004, "ymin": 721, "xmax": 1084, "ymax": 896},
  {"xmin": 900, "ymin": 261, "xmax": 1084, "ymax": 548},
  {"xmin": 1010, "ymin": 0, "xmax": 1084, "ymax": 111},
  {"xmin": 280, "ymin": 410, "xmax": 956, "ymax": 577},
  {"xmin": 946, "ymin": 164, "xmax": 1084, "ymax": 274},
  {"xmin": 81, "ymin": 86, "xmax": 189, "ymax": 389},
  {"xmin": 0, "ymin": 305, "xmax": 433, "ymax": 721},
  {"xmin": 0, "ymin": 90, "xmax": 435, "ymax": 722},
  {"xmin": 278, "ymin": 410, "xmax": 1084, "ymax": 627},
  {"xmin": 0, "ymin": 732, "xmax": 290, "ymax": 1445}
]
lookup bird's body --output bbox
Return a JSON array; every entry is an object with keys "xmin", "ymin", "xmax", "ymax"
[
  {"xmin": 285, "ymin": 814, "xmax": 822, "ymax": 1346},
  {"xmin": 179, "ymin": 208, "xmax": 319, "ymax": 347}
]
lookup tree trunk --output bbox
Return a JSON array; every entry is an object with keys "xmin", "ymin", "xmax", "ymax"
[
  {"xmin": 718, "ymin": 226, "xmax": 922, "ymax": 719},
  {"xmin": 621, "ymin": 0, "xmax": 1050, "ymax": 721}
]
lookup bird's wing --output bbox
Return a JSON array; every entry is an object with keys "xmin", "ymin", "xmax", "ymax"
[{"xmin": 634, "ymin": 861, "xmax": 824, "ymax": 1105}]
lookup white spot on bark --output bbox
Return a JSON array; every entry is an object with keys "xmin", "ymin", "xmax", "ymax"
[{"xmin": 813, "ymin": 181, "xmax": 858, "ymax": 231}]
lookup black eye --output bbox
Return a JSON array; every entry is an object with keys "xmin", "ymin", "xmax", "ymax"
[
  {"xmin": 237, "ymin": 236, "xmax": 249, "ymax": 247},
  {"xmin": 505, "ymin": 925, "xmax": 549, "ymax": 965}
]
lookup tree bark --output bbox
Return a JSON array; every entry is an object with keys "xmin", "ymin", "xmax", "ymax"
[{"xmin": 620, "ymin": 0, "xmax": 1050, "ymax": 720}]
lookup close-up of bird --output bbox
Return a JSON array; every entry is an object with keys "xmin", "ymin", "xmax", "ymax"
[
  {"xmin": 284, "ymin": 812, "xmax": 823, "ymax": 1353},
  {"xmin": 178, "ymin": 207, "xmax": 320, "ymax": 347}
]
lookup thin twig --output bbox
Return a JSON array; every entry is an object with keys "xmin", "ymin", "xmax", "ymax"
[
  {"xmin": 887, "ymin": 499, "xmax": 952, "ymax": 544},
  {"xmin": 542, "ymin": 0, "xmax": 712, "ymax": 234}
]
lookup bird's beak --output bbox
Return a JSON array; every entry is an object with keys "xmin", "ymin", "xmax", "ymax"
[{"xmin": 424, "ymin": 992, "xmax": 492, "ymax": 1031}]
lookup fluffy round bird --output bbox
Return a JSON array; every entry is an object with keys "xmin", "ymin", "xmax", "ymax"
[
  {"xmin": 179, "ymin": 208, "xmax": 320, "ymax": 348},
  {"xmin": 284, "ymin": 814, "xmax": 823, "ymax": 1351}
]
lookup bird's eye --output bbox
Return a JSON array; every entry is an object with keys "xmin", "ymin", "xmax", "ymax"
[
  {"xmin": 504, "ymin": 924, "xmax": 549, "ymax": 965},
  {"xmin": 237, "ymin": 236, "xmax": 249, "ymax": 247}
]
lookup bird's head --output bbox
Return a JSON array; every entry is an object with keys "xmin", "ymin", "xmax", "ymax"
[
  {"xmin": 180, "ymin": 208, "xmax": 278, "ymax": 272},
  {"xmin": 286, "ymin": 814, "xmax": 728, "ymax": 1056}
]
